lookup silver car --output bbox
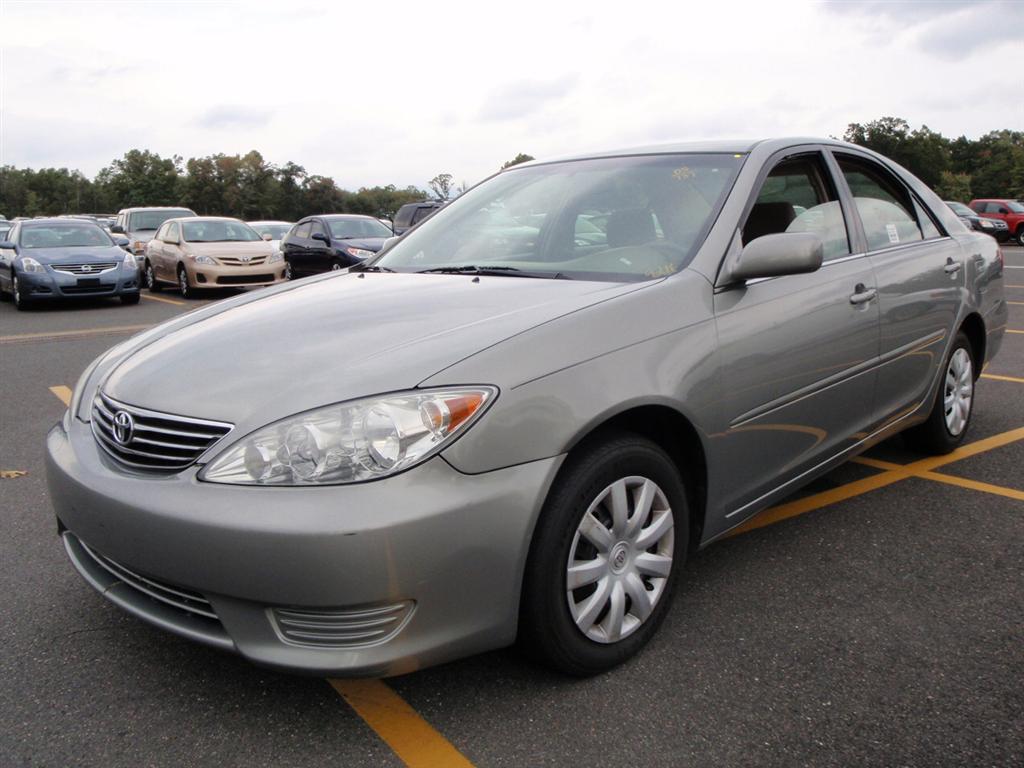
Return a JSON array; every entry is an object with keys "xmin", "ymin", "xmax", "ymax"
[{"xmin": 46, "ymin": 138, "xmax": 1007, "ymax": 677}]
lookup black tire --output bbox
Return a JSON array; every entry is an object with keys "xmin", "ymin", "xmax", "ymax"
[
  {"xmin": 284, "ymin": 259, "xmax": 293, "ymax": 280},
  {"xmin": 12, "ymin": 273, "xmax": 33, "ymax": 311},
  {"xmin": 330, "ymin": 260, "xmax": 344, "ymax": 272},
  {"xmin": 120, "ymin": 292, "xmax": 140, "ymax": 305},
  {"xmin": 519, "ymin": 432, "xmax": 689, "ymax": 676},
  {"xmin": 145, "ymin": 261, "xmax": 162, "ymax": 292},
  {"xmin": 1016, "ymin": 226, "xmax": 1024, "ymax": 247},
  {"xmin": 177, "ymin": 265, "xmax": 193, "ymax": 299},
  {"xmin": 904, "ymin": 331, "xmax": 975, "ymax": 455}
]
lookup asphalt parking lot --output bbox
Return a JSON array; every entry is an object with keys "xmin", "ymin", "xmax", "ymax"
[{"xmin": 1, "ymin": 251, "xmax": 1022, "ymax": 768}]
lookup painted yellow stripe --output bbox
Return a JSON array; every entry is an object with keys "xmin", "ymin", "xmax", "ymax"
[
  {"xmin": 1007, "ymin": 329, "xmax": 1024, "ymax": 335},
  {"xmin": 1, "ymin": 470, "xmax": 28, "ymax": 479},
  {"xmin": 1008, "ymin": 301, "xmax": 1024, "ymax": 306},
  {"xmin": 0, "ymin": 324, "xmax": 151, "ymax": 344},
  {"xmin": 141, "ymin": 293, "xmax": 186, "ymax": 306},
  {"xmin": 851, "ymin": 456, "xmax": 903, "ymax": 471},
  {"xmin": 982, "ymin": 373, "xmax": 1024, "ymax": 384},
  {"xmin": 49, "ymin": 385, "xmax": 72, "ymax": 406},
  {"xmin": 329, "ymin": 679, "xmax": 475, "ymax": 768},
  {"xmin": 917, "ymin": 471, "xmax": 1024, "ymax": 501},
  {"xmin": 728, "ymin": 425, "xmax": 1024, "ymax": 537}
]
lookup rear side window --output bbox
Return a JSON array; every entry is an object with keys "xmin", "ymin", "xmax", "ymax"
[
  {"xmin": 836, "ymin": 155, "xmax": 924, "ymax": 250},
  {"xmin": 294, "ymin": 221, "xmax": 311, "ymax": 239},
  {"xmin": 411, "ymin": 206, "xmax": 437, "ymax": 224},
  {"xmin": 743, "ymin": 153, "xmax": 850, "ymax": 261},
  {"xmin": 394, "ymin": 206, "xmax": 415, "ymax": 228}
]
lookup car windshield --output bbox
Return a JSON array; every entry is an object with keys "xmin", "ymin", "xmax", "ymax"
[
  {"xmin": 20, "ymin": 223, "xmax": 113, "ymax": 249},
  {"xmin": 327, "ymin": 218, "xmax": 393, "ymax": 239},
  {"xmin": 129, "ymin": 210, "xmax": 193, "ymax": 231},
  {"xmin": 182, "ymin": 220, "xmax": 261, "ymax": 242},
  {"xmin": 250, "ymin": 223, "xmax": 292, "ymax": 239},
  {"xmin": 375, "ymin": 153, "xmax": 744, "ymax": 282},
  {"xmin": 946, "ymin": 202, "xmax": 972, "ymax": 216}
]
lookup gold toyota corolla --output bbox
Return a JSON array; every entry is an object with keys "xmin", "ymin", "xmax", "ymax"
[{"xmin": 142, "ymin": 217, "xmax": 286, "ymax": 298}]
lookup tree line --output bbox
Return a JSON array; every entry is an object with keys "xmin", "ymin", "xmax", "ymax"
[
  {"xmin": 843, "ymin": 118, "xmax": 1023, "ymax": 201},
  {"xmin": 0, "ymin": 150, "xmax": 537, "ymax": 222}
]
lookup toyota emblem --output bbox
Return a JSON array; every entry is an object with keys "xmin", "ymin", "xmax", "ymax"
[
  {"xmin": 240, "ymin": 254, "xmax": 252, "ymax": 263},
  {"xmin": 112, "ymin": 410, "xmax": 135, "ymax": 445}
]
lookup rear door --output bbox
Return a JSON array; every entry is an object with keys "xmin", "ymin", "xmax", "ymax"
[
  {"xmin": 711, "ymin": 147, "xmax": 881, "ymax": 532},
  {"xmin": 831, "ymin": 151, "xmax": 962, "ymax": 429},
  {"xmin": 308, "ymin": 218, "xmax": 332, "ymax": 272}
]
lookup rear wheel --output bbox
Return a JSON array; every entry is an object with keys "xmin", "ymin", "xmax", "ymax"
[
  {"xmin": 145, "ymin": 261, "xmax": 162, "ymax": 292},
  {"xmin": 905, "ymin": 331, "xmax": 975, "ymax": 454},
  {"xmin": 519, "ymin": 432, "xmax": 688, "ymax": 676}
]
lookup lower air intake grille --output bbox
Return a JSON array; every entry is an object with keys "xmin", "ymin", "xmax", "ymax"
[
  {"xmin": 270, "ymin": 601, "xmax": 415, "ymax": 649},
  {"xmin": 92, "ymin": 391, "xmax": 233, "ymax": 472}
]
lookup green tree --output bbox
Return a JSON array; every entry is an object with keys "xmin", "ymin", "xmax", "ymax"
[
  {"xmin": 97, "ymin": 150, "xmax": 182, "ymax": 207},
  {"xmin": 934, "ymin": 171, "xmax": 972, "ymax": 202},
  {"xmin": 502, "ymin": 153, "xmax": 535, "ymax": 169},
  {"xmin": 429, "ymin": 173, "xmax": 454, "ymax": 200}
]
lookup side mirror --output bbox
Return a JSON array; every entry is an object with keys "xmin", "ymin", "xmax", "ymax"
[
  {"xmin": 730, "ymin": 232, "xmax": 823, "ymax": 282},
  {"xmin": 311, "ymin": 232, "xmax": 330, "ymax": 244},
  {"xmin": 110, "ymin": 224, "xmax": 125, "ymax": 234},
  {"xmin": 113, "ymin": 236, "xmax": 130, "ymax": 248},
  {"xmin": 381, "ymin": 236, "xmax": 400, "ymax": 251},
  {"xmin": 261, "ymin": 233, "xmax": 273, "ymax": 241}
]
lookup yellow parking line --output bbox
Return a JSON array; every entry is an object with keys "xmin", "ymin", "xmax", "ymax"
[
  {"xmin": 1008, "ymin": 301, "xmax": 1024, "ymax": 306},
  {"xmin": 49, "ymin": 386, "xmax": 72, "ymax": 406},
  {"xmin": 329, "ymin": 679, "xmax": 475, "ymax": 768},
  {"xmin": 728, "ymin": 425, "xmax": 1024, "ymax": 537},
  {"xmin": 1008, "ymin": 329, "xmax": 1024, "ymax": 334},
  {"xmin": 916, "ymin": 471, "xmax": 1024, "ymax": 501},
  {"xmin": 1, "ymin": 470, "xmax": 28, "ymax": 479},
  {"xmin": 141, "ymin": 293, "xmax": 186, "ymax": 306},
  {"xmin": 982, "ymin": 373, "xmax": 1024, "ymax": 384},
  {"xmin": 0, "ymin": 324, "xmax": 151, "ymax": 344},
  {"xmin": 851, "ymin": 456, "xmax": 903, "ymax": 471}
]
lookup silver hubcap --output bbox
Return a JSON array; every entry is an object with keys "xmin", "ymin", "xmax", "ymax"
[
  {"xmin": 179, "ymin": 271, "xmax": 187, "ymax": 294},
  {"xmin": 331, "ymin": 262, "xmax": 342, "ymax": 271},
  {"xmin": 285, "ymin": 262, "xmax": 292, "ymax": 279},
  {"xmin": 944, "ymin": 347, "xmax": 973, "ymax": 436},
  {"xmin": 13, "ymin": 276, "xmax": 20, "ymax": 303},
  {"xmin": 147, "ymin": 265, "xmax": 155, "ymax": 287},
  {"xmin": 566, "ymin": 476, "xmax": 674, "ymax": 644}
]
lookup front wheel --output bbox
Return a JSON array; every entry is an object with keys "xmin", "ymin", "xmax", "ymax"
[
  {"xmin": 519, "ymin": 432, "xmax": 688, "ymax": 676},
  {"xmin": 904, "ymin": 331, "xmax": 975, "ymax": 454},
  {"xmin": 284, "ymin": 259, "xmax": 293, "ymax": 280},
  {"xmin": 12, "ymin": 273, "xmax": 33, "ymax": 311},
  {"xmin": 177, "ymin": 266, "xmax": 193, "ymax": 299},
  {"xmin": 330, "ymin": 260, "xmax": 344, "ymax": 272},
  {"xmin": 145, "ymin": 261, "xmax": 162, "ymax": 292},
  {"xmin": 1016, "ymin": 227, "xmax": 1024, "ymax": 247}
]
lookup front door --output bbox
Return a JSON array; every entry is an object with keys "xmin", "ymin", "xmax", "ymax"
[{"xmin": 708, "ymin": 149, "xmax": 881, "ymax": 537}]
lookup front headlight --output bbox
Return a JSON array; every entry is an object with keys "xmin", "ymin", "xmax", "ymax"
[
  {"xmin": 122, "ymin": 252, "xmax": 138, "ymax": 269},
  {"xmin": 201, "ymin": 386, "xmax": 497, "ymax": 485},
  {"xmin": 345, "ymin": 247, "xmax": 374, "ymax": 259},
  {"xmin": 195, "ymin": 255, "xmax": 216, "ymax": 265},
  {"xmin": 20, "ymin": 256, "xmax": 44, "ymax": 273},
  {"xmin": 980, "ymin": 219, "xmax": 994, "ymax": 228},
  {"xmin": 269, "ymin": 251, "xmax": 283, "ymax": 263}
]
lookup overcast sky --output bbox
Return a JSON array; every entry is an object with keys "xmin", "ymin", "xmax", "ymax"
[{"xmin": 1, "ymin": 0, "xmax": 1021, "ymax": 191}]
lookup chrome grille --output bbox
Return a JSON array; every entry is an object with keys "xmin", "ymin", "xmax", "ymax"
[
  {"xmin": 91, "ymin": 391, "xmax": 232, "ymax": 472},
  {"xmin": 271, "ymin": 601, "xmax": 415, "ymax": 648},
  {"xmin": 78, "ymin": 538, "xmax": 219, "ymax": 622},
  {"xmin": 53, "ymin": 262, "xmax": 119, "ymax": 275},
  {"xmin": 217, "ymin": 256, "xmax": 268, "ymax": 266}
]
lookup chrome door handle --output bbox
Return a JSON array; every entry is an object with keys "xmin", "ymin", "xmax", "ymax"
[
  {"xmin": 849, "ymin": 285, "xmax": 877, "ymax": 305},
  {"xmin": 944, "ymin": 259, "xmax": 962, "ymax": 274}
]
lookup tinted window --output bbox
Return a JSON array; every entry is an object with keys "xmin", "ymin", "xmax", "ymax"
[
  {"xmin": 310, "ymin": 220, "xmax": 327, "ymax": 238},
  {"xmin": 411, "ymin": 206, "xmax": 437, "ymax": 225},
  {"xmin": 394, "ymin": 205, "xmax": 415, "ymax": 228},
  {"xmin": 377, "ymin": 153, "xmax": 744, "ymax": 282},
  {"xmin": 743, "ymin": 153, "xmax": 850, "ymax": 261},
  {"xmin": 129, "ymin": 210, "xmax": 193, "ymax": 232},
  {"xmin": 836, "ymin": 155, "xmax": 923, "ymax": 250},
  {"xmin": 294, "ymin": 221, "xmax": 312, "ymax": 239},
  {"xmin": 946, "ymin": 201, "xmax": 972, "ymax": 217}
]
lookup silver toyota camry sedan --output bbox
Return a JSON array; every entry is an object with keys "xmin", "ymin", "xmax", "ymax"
[{"xmin": 46, "ymin": 138, "xmax": 1008, "ymax": 677}]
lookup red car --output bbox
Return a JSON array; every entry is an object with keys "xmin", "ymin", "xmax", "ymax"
[{"xmin": 969, "ymin": 198, "xmax": 1024, "ymax": 245}]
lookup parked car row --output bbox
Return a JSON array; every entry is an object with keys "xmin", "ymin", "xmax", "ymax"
[
  {"xmin": 968, "ymin": 198, "xmax": 1024, "ymax": 245},
  {"xmin": 945, "ymin": 201, "xmax": 1011, "ymax": 241}
]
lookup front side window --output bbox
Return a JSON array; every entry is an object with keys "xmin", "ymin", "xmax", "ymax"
[
  {"xmin": 742, "ymin": 153, "xmax": 850, "ymax": 261},
  {"xmin": 836, "ymin": 155, "xmax": 924, "ymax": 250},
  {"xmin": 310, "ymin": 220, "xmax": 327, "ymax": 238},
  {"xmin": 20, "ymin": 223, "xmax": 113, "ymax": 249},
  {"xmin": 166, "ymin": 222, "xmax": 180, "ymax": 242},
  {"xmin": 181, "ymin": 220, "xmax": 259, "ymax": 243},
  {"xmin": 293, "ymin": 221, "xmax": 312, "ymax": 239},
  {"xmin": 376, "ymin": 153, "xmax": 744, "ymax": 282}
]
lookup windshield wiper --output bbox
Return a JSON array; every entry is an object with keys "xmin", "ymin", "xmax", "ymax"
[
  {"xmin": 350, "ymin": 263, "xmax": 396, "ymax": 273},
  {"xmin": 416, "ymin": 265, "xmax": 570, "ymax": 279}
]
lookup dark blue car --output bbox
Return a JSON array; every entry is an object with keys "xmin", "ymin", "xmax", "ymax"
[
  {"xmin": 280, "ymin": 214, "xmax": 393, "ymax": 279},
  {"xmin": 0, "ymin": 219, "xmax": 141, "ymax": 310}
]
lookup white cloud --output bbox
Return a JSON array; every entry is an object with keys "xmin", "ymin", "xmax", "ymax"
[{"xmin": 1, "ymin": 0, "xmax": 1020, "ymax": 192}]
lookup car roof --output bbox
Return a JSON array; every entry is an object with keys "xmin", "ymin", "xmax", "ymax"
[
  {"xmin": 20, "ymin": 217, "xmax": 104, "ymax": 226},
  {"xmin": 171, "ymin": 216, "xmax": 246, "ymax": 223},
  {"xmin": 247, "ymin": 220, "xmax": 293, "ymax": 225},
  {"xmin": 119, "ymin": 207, "xmax": 195, "ymax": 213},
  {"xmin": 319, "ymin": 214, "xmax": 381, "ymax": 220}
]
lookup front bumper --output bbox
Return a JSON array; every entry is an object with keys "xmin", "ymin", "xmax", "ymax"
[
  {"xmin": 186, "ymin": 260, "xmax": 287, "ymax": 288},
  {"xmin": 20, "ymin": 267, "xmax": 139, "ymax": 299},
  {"xmin": 45, "ymin": 419, "xmax": 562, "ymax": 677}
]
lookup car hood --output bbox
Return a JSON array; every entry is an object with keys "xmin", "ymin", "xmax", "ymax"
[
  {"xmin": 189, "ymin": 240, "xmax": 277, "ymax": 259},
  {"xmin": 24, "ymin": 246, "xmax": 127, "ymax": 264},
  {"xmin": 101, "ymin": 272, "xmax": 646, "ymax": 429},
  {"xmin": 331, "ymin": 236, "xmax": 387, "ymax": 251}
]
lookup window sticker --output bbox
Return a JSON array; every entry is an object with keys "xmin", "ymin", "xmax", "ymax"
[{"xmin": 886, "ymin": 223, "xmax": 900, "ymax": 244}]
